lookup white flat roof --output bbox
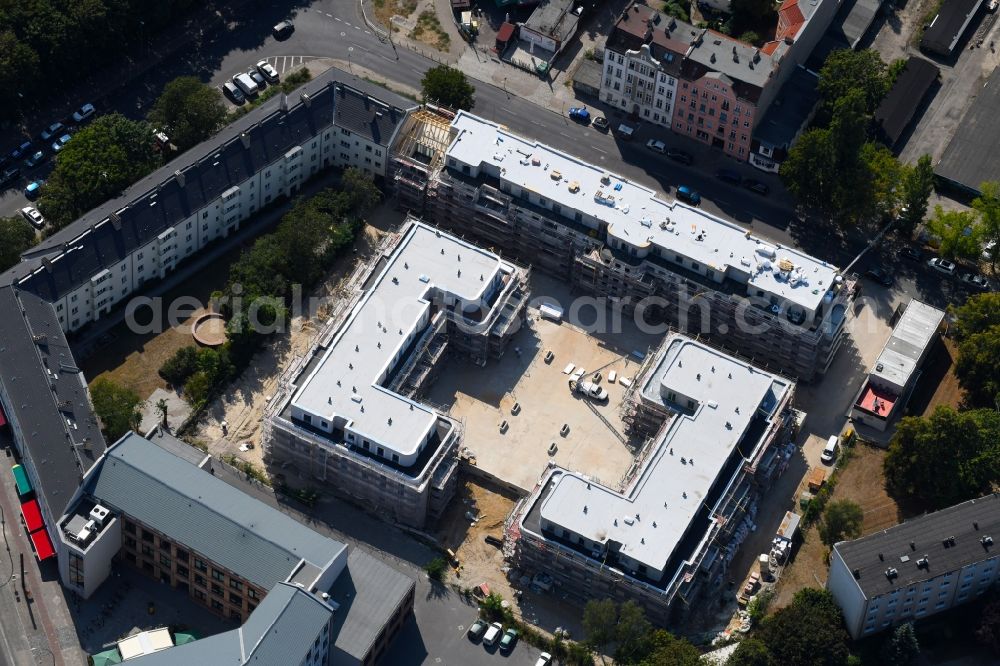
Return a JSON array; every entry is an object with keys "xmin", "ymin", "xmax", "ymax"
[
  {"xmin": 538, "ymin": 335, "xmax": 790, "ymax": 574},
  {"xmin": 292, "ymin": 222, "xmax": 507, "ymax": 456},
  {"xmin": 446, "ymin": 111, "xmax": 839, "ymax": 314},
  {"xmin": 871, "ymin": 299, "xmax": 945, "ymax": 389}
]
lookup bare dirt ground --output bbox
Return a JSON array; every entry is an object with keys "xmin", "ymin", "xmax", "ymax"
[
  {"xmin": 435, "ymin": 477, "xmax": 518, "ymax": 596},
  {"xmin": 193, "ymin": 205, "xmax": 407, "ymax": 467},
  {"xmin": 773, "ymin": 445, "xmax": 901, "ymax": 609}
]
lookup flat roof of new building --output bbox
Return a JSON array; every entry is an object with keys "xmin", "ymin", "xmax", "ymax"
[
  {"xmin": 834, "ymin": 494, "xmax": 1000, "ymax": 599},
  {"xmin": 936, "ymin": 67, "xmax": 1000, "ymax": 195},
  {"xmin": 523, "ymin": 0, "xmax": 581, "ymax": 43},
  {"xmin": 875, "ymin": 57, "xmax": 939, "ymax": 146},
  {"xmin": 921, "ymin": 0, "xmax": 983, "ymax": 54},
  {"xmin": 291, "ymin": 221, "xmax": 510, "ymax": 457},
  {"xmin": 537, "ymin": 335, "xmax": 790, "ymax": 574},
  {"xmin": 446, "ymin": 111, "xmax": 839, "ymax": 314},
  {"xmin": 88, "ymin": 432, "xmax": 346, "ymax": 590},
  {"xmin": 870, "ymin": 300, "xmax": 944, "ymax": 389}
]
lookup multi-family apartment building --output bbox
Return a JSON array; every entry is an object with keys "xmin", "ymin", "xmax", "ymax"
[
  {"xmin": 602, "ymin": 0, "xmax": 839, "ymax": 161},
  {"xmin": 505, "ymin": 333, "xmax": 797, "ymax": 624},
  {"xmin": 828, "ymin": 494, "xmax": 1000, "ymax": 639},
  {"xmin": 263, "ymin": 217, "xmax": 529, "ymax": 528},
  {"xmin": 58, "ymin": 430, "xmax": 414, "ymax": 665},
  {"xmin": 392, "ymin": 109, "xmax": 854, "ymax": 381},
  {"xmin": 10, "ymin": 68, "xmax": 414, "ymax": 335}
]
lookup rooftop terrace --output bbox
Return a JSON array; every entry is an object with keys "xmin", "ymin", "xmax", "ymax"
[{"xmin": 445, "ymin": 111, "xmax": 840, "ymax": 316}]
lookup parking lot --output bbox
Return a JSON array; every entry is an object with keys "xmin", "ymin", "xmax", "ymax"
[{"xmin": 428, "ymin": 314, "xmax": 645, "ymax": 493}]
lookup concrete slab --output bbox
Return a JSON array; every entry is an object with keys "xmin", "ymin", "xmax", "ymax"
[{"xmin": 140, "ymin": 388, "xmax": 192, "ymax": 436}]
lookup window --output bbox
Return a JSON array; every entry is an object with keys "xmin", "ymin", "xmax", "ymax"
[
  {"xmin": 176, "ymin": 548, "xmax": 188, "ymax": 563},
  {"xmin": 229, "ymin": 579, "xmax": 243, "ymax": 592},
  {"xmin": 142, "ymin": 530, "xmax": 154, "ymax": 543},
  {"xmin": 124, "ymin": 521, "xmax": 136, "ymax": 535},
  {"xmin": 248, "ymin": 588, "xmax": 259, "ymax": 600},
  {"xmin": 194, "ymin": 574, "xmax": 206, "ymax": 587},
  {"xmin": 212, "ymin": 583, "xmax": 224, "ymax": 596},
  {"xmin": 141, "ymin": 544, "xmax": 153, "ymax": 557},
  {"xmin": 159, "ymin": 554, "xmax": 171, "ymax": 568},
  {"xmin": 230, "ymin": 593, "xmax": 243, "ymax": 605},
  {"xmin": 177, "ymin": 565, "xmax": 189, "ymax": 578},
  {"xmin": 69, "ymin": 552, "xmax": 84, "ymax": 586},
  {"xmin": 194, "ymin": 558, "xmax": 207, "ymax": 573},
  {"xmin": 211, "ymin": 599, "xmax": 224, "ymax": 612},
  {"xmin": 212, "ymin": 569, "xmax": 225, "ymax": 582}
]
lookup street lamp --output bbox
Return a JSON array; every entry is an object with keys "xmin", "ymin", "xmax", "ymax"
[{"xmin": 348, "ymin": 46, "xmax": 354, "ymax": 72}]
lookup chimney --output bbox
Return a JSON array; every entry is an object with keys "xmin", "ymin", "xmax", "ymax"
[
  {"xmin": 174, "ymin": 169, "xmax": 185, "ymax": 187},
  {"xmin": 301, "ymin": 92, "xmax": 312, "ymax": 107},
  {"xmin": 279, "ymin": 93, "xmax": 288, "ymax": 113},
  {"xmin": 42, "ymin": 257, "xmax": 53, "ymax": 273},
  {"xmin": 110, "ymin": 211, "xmax": 122, "ymax": 230},
  {"xmin": 240, "ymin": 132, "xmax": 250, "ymax": 149}
]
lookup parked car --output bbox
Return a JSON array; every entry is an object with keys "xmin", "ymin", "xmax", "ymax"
[
  {"xmin": 247, "ymin": 68, "xmax": 267, "ymax": 88},
  {"xmin": 72, "ymin": 103, "xmax": 96, "ymax": 123},
  {"xmin": 928, "ymin": 257, "xmax": 956, "ymax": 275},
  {"xmin": 51, "ymin": 134, "xmax": 71, "ymax": 153},
  {"xmin": 865, "ymin": 266, "xmax": 893, "ymax": 287},
  {"xmin": 536, "ymin": 653, "xmax": 552, "ymax": 666},
  {"xmin": 40, "ymin": 122, "xmax": 65, "ymax": 142},
  {"xmin": 570, "ymin": 379, "xmax": 608, "ymax": 402},
  {"xmin": 273, "ymin": 20, "xmax": 294, "ymax": 38},
  {"xmin": 482, "ymin": 622, "xmax": 503, "ymax": 647},
  {"xmin": 20, "ymin": 206, "xmax": 44, "ymax": 229},
  {"xmin": 23, "ymin": 150, "xmax": 45, "ymax": 168},
  {"xmin": 676, "ymin": 185, "xmax": 701, "ymax": 205},
  {"xmin": 960, "ymin": 271, "xmax": 990, "ymax": 290},
  {"xmin": 256, "ymin": 60, "xmax": 280, "ymax": 84},
  {"xmin": 1, "ymin": 167, "xmax": 20, "ymax": 186},
  {"xmin": 568, "ymin": 106, "xmax": 590, "ymax": 124},
  {"xmin": 10, "ymin": 141, "xmax": 32, "ymax": 161},
  {"xmin": 592, "ymin": 116, "xmax": 609, "ymax": 131},
  {"xmin": 499, "ymin": 628, "xmax": 520, "ymax": 653},
  {"xmin": 645, "ymin": 139, "xmax": 666, "ymax": 154},
  {"xmin": 615, "ymin": 123, "xmax": 635, "ymax": 139},
  {"xmin": 666, "ymin": 148, "xmax": 693, "ymax": 165},
  {"xmin": 716, "ymin": 168, "xmax": 741, "ymax": 185},
  {"xmin": 743, "ymin": 178, "xmax": 770, "ymax": 196},
  {"xmin": 24, "ymin": 181, "xmax": 42, "ymax": 199},
  {"xmin": 222, "ymin": 81, "xmax": 246, "ymax": 104},
  {"xmin": 233, "ymin": 72, "xmax": 260, "ymax": 97},
  {"xmin": 467, "ymin": 619, "xmax": 488, "ymax": 641},
  {"xmin": 900, "ymin": 246, "xmax": 923, "ymax": 261}
]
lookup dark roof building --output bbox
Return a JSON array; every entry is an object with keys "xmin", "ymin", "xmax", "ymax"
[
  {"xmin": 920, "ymin": 0, "xmax": 984, "ymax": 55},
  {"xmin": 751, "ymin": 66, "xmax": 820, "ymax": 168},
  {"xmin": 874, "ymin": 56, "xmax": 939, "ymax": 147},
  {"xmin": 935, "ymin": 66, "xmax": 1000, "ymax": 195},
  {"xmin": 828, "ymin": 494, "xmax": 1000, "ymax": 638}
]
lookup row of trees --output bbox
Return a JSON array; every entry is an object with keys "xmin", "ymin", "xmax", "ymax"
[
  {"xmin": 0, "ymin": 1, "xmax": 197, "ymax": 123},
  {"xmin": 0, "ymin": 216, "xmax": 38, "ymax": 272},
  {"xmin": 925, "ymin": 181, "xmax": 1000, "ymax": 264},
  {"xmin": 781, "ymin": 50, "xmax": 934, "ymax": 231},
  {"xmin": 582, "ymin": 599, "xmax": 702, "ymax": 665}
]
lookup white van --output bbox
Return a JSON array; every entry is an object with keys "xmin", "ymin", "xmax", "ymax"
[
  {"xmin": 483, "ymin": 622, "xmax": 503, "ymax": 647},
  {"xmin": 820, "ymin": 435, "xmax": 839, "ymax": 465},
  {"xmin": 233, "ymin": 72, "xmax": 259, "ymax": 97}
]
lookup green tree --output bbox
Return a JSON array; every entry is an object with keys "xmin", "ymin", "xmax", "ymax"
[
  {"xmin": 614, "ymin": 600, "xmax": 652, "ymax": 665},
  {"xmin": 925, "ymin": 206, "xmax": 981, "ymax": 261},
  {"xmin": 148, "ymin": 76, "xmax": 228, "ymax": 151},
  {"xmin": 0, "ymin": 216, "xmax": 37, "ymax": 272},
  {"xmin": 582, "ymin": 598, "xmax": 617, "ymax": 652},
  {"xmin": 638, "ymin": 629, "xmax": 702, "ymax": 666},
  {"xmin": 818, "ymin": 49, "xmax": 889, "ymax": 114},
  {"xmin": 780, "ymin": 128, "xmax": 836, "ymax": 213},
  {"xmin": 880, "ymin": 622, "xmax": 919, "ymax": 665},
  {"xmin": 819, "ymin": 499, "xmax": 864, "ymax": 546},
  {"xmin": 952, "ymin": 292, "xmax": 1000, "ymax": 340},
  {"xmin": 973, "ymin": 180, "xmax": 1000, "ymax": 270},
  {"xmin": 728, "ymin": 637, "xmax": 771, "ymax": 666},
  {"xmin": 423, "ymin": 557, "xmax": 447, "ymax": 581},
  {"xmin": 159, "ymin": 345, "xmax": 199, "ymax": 385},
  {"xmin": 857, "ymin": 141, "xmax": 902, "ymax": 223},
  {"xmin": 38, "ymin": 114, "xmax": 159, "ymax": 228},
  {"xmin": 950, "ymin": 294, "xmax": 1000, "ymax": 407},
  {"xmin": 0, "ymin": 31, "xmax": 40, "ymax": 119},
  {"xmin": 90, "ymin": 377, "xmax": 143, "ymax": 442},
  {"xmin": 755, "ymin": 588, "xmax": 850, "ymax": 666},
  {"xmin": 897, "ymin": 155, "xmax": 935, "ymax": 236},
  {"xmin": 884, "ymin": 406, "xmax": 1000, "ymax": 510},
  {"xmin": 155, "ymin": 398, "xmax": 169, "ymax": 428},
  {"xmin": 421, "ymin": 65, "xmax": 475, "ymax": 111}
]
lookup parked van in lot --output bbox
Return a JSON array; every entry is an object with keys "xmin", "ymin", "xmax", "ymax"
[
  {"xmin": 222, "ymin": 81, "xmax": 245, "ymax": 104},
  {"xmin": 483, "ymin": 622, "xmax": 503, "ymax": 647},
  {"xmin": 820, "ymin": 435, "xmax": 839, "ymax": 464},
  {"xmin": 233, "ymin": 73, "xmax": 259, "ymax": 97}
]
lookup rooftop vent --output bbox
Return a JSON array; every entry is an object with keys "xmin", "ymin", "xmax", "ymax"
[
  {"xmin": 240, "ymin": 132, "xmax": 250, "ymax": 149},
  {"xmin": 852, "ymin": 568, "xmax": 861, "ymax": 579},
  {"xmin": 916, "ymin": 557, "xmax": 929, "ymax": 569},
  {"xmin": 301, "ymin": 92, "xmax": 312, "ymax": 107},
  {"xmin": 885, "ymin": 567, "xmax": 898, "ymax": 580},
  {"xmin": 983, "ymin": 536, "xmax": 994, "ymax": 548},
  {"xmin": 89, "ymin": 504, "xmax": 111, "ymax": 527},
  {"xmin": 174, "ymin": 169, "xmax": 186, "ymax": 187}
]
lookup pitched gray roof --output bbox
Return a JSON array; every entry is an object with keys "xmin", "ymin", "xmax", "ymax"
[
  {"xmin": 834, "ymin": 494, "xmax": 1000, "ymax": 598},
  {"xmin": 920, "ymin": 0, "xmax": 983, "ymax": 54},
  {"xmin": 935, "ymin": 66, "xmax": 1000, "ymax": 196},
  {"xmin": 89, "ymin": 433, "xmax": 346, "ymax": 589},
  {"xmin": 0, "ymin": 287, "xmax": 106, "ymax": 518},
  {"xmin": 124, "ymin": 583, "xmax": 334, "ymax": 665},
  {"xmin": 7, "ymin": 68, "xmax": 415, "ymax": 303},
  {"xmin": 329, "ymin": 549, "xmax": 415, "ymax": 662}
]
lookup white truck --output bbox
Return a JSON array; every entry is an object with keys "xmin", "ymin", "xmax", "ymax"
[
  {"xmin": 569, "ymin": 379, "xmax": 608, "ymax": 402},
  {"xmin": 232, "ymin": 72, "xmax": 259, "ymax": 97}
]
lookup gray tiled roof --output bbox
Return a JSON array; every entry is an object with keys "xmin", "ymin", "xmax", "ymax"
[
  {"xmin": 124, "ymin": 583, "xmax": 334, "ymax": 665},
  {"xmin": 935, "ymin": 66, "xmax": 1000, "ymax": 195},
  {"xmin": 0, "ymin": 287, "xmax": 106, "ymax": 518},
  {"xmin": 874, "ymin": 57, "xmax": 939, "ymax": 146},
  {"xmin": 328, "ymin": 549, "xmax": 414, "ymax": 662},
  {"xmin": 9, "ymin": 68, "xmax": 414, "ymax": 303},
  {"xmin": 89, "ymin": 433, "xmax": 346, "ymax": 589},
  {"xmin": 920, "ymin": 0, "xmax": 983, "ymax": 54},
  {"xmin": 834, "ymin": 494, "xmax": 1000, "ymax": 598}
]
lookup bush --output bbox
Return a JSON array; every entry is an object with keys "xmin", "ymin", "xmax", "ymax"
[
  {"xmin": 663, "ymin": 0, "xmax": 690, "ymax": 22},
  {"xmin": 159, "ymin": 345, "xmax": 199, "ymax": 385},
  {"xmin": 424, "ymin": 557, "xmax": 448, "ymax": 581}
]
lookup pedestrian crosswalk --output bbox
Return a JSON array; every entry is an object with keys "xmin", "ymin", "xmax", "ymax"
[{"xmin": 260, "ymin": 55, "xmax": 317, "ymax": 75}]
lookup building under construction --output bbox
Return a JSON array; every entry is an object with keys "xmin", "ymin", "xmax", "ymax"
[
  {"xmin": 391, "ymin": 109, "xmax": 856, "ymax": 381},
  {"xmin": 504, "ymin": 333, "xmax": 798, "ymax": 625},
  {"xmin": 264, "ymin": 217, "xmax": 529, "ymax": 528}
]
